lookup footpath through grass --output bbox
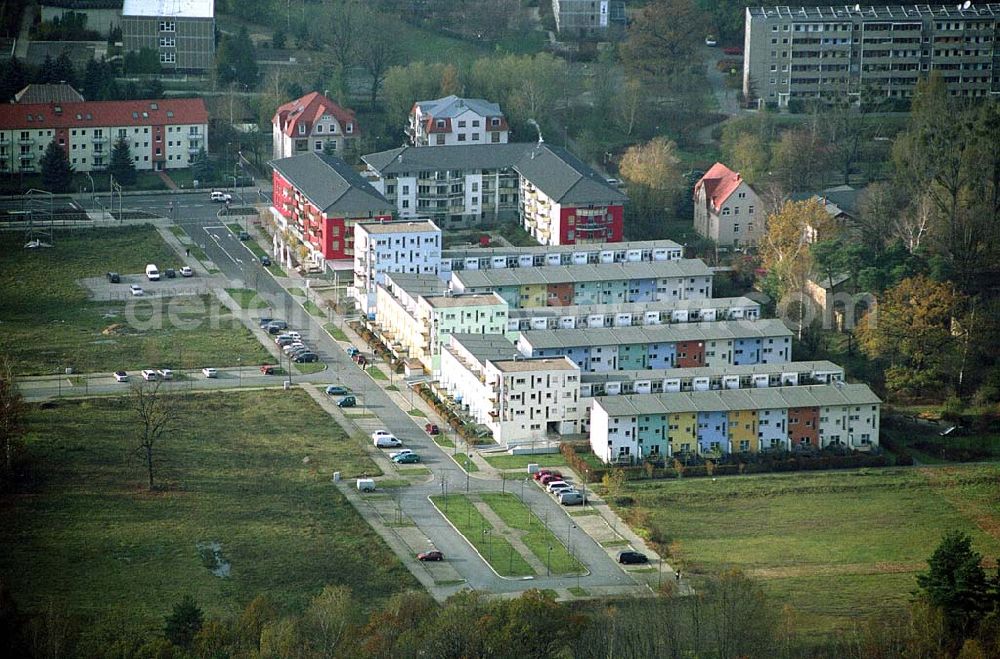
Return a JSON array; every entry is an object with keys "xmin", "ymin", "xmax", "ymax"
[
  {"xmin": 0, "ymin": 390, "xmax": 408, "ymax": 629},
  {"xmin": 430, "ymin": 494, "xmax": 534, "ymax": 577},
  {"xmin": 617, "ymin": 465, "xmax": 1000, "ymax": 642},
  {"xmin": 0, "ymin": 226, "xmax": 268, "ymax": 374},
  {"xmin": 480, "ymin": 493, "xmax": 584, "ymax": 575}
]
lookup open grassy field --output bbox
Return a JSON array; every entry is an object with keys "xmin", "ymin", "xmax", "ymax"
[
  {"xmin": 0, "ymin": 390, "xmax": 409, "ymax": 631},
  {"xmin": 479, "ymin": 493, "xmax": 584, "ymax": 575},
  {"xmin": 0, "ymin": 226, "xmax": 269, "ymax": 374},
  {"xmin": 617, "ymin": 465, "xmax": 1000, "ymax": 642},
  {"xmin": 484, "ymin": 453, "xmax": 568, "ymax": 471}
]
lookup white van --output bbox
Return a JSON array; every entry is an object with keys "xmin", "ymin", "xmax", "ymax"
[
  {"xmin": 356, "ymin": 478, "xmax": 376, "ymax": 492},
  {"xmin": 145, "ymin": 264, "xmax": 160, "ymax": 281}
]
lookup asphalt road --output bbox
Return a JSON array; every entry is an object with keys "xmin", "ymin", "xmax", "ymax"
[{"xmin": 61, "ymin": 193, "xmax": 643, "ymax": 594}]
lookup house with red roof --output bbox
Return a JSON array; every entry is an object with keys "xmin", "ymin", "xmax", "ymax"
[
  {"xmin": 272, "ymin": 92, "xmax": 359, "ymax": 160},
  {"xmin": 693, "ymin": 163, "xmax": 763, "ymax": 248},
  {"xmin": 0, "ymin": 97, "xmax": 208, "ymax": 174}
]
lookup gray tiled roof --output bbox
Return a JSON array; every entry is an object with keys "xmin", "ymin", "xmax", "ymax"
[
  {"xmin": 384, "ymin": 273, "xmax": 449, "ymax": 298},
  {"xmin": 514, "ymin": 144, "xmax": 627, "ymax": 204},
  {"xmin": 519, "ymin": 318, "xmax": 792, "ymax": 349},
  {"xmin": 362, "ymin": 143, "xmax": 535, "ymax": 175},
  {"xmin": 269, "ymin": 153, "xmax": 391, "ymax": 215},
  {"xmin": 581, "ymin": 360, "xmax": 844, "ymax": 385},
  {"xmin": 415, "ymin": 95, "xmax": 502, "ymax": 119},
  {"xmin": 509, "ymin": 296, "xmax": 760, "ymax": 319},
  {"xmin": 443, "ymin": 238, "xmax": 682, "ymax": 259},
  {"xmin": 448, "ymin": 333, "xmax": 519, "ymax": 362},
  {"xmin": 595, "ymin": 383, "xmax": 881, "ymax": 416},
  {"xmin": 452, "ymin": 260, "xmax": 713, "ymax": 289}
]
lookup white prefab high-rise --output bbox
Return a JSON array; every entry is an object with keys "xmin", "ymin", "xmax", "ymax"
[{"xmin": 353, "ymin": 220, "xmax": 442, "ymax": 316}]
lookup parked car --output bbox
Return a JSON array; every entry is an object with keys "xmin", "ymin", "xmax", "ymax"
[
  {"xmin": 287, "ymin": 331, "xmax": 302, "ymax": 341},
  {"xmin": 337, "ymin": 395, "xmax": 356, "ymax": 408},
  {"xmin": 113, "ymin": 370, "xmax": 129, "ymax": 383},
  {"xmin": 129, "ymin": 284, "xmax": 144, "ymax": 296},
  {"xmin": 202, "ymin": 367, "xmax": 218, "ymax": 378},
  {"xmin": 283, "ymin": 342, "xmax": 306, "ymax": 353},
  {"xmin": 372, "ymin": 430, "xmax": 394, "ymax": 440},
  {"xmin": 260, "ymin": 255, "xmax": 271, "ymax": 266},
  {"xmin": 389, "ymin": 449, "xmax": 413, "ymax": 459},
  {"xmin": 295, "ymin": 352, "xmax": 319, "ymax": 363},
  {"xmin": 326, "ymin": 385, "xmax": 351, "ymax": 396},
  {"xmin": 157, "ymin": 369, "xmax": 173, "ymax": 380},
  {"xmin": 145, "ymin": 264, "xmax": 160, "ymax": 281},
  {"xmin": 618, "ymin": 551, "xmax": 649, "ymax": 565},
  {"xmin": 425, "ymin": 423, "xmax": 440, "ymax": 435},
  {"xmin": 345, "ymin": 346, "xmax": 360, "ymax": 356},
  {"xmin": 259, "ymin": 317, "xmax": 274, "ymax": 328},
  {"xmin": 107, "ymin": 271, "xmax": 121, "ymax": 283},
  {"xmin": 180, "ymin": 266, "xmax": 193, "ymax": 277},
  {"xmin": 534, "ymin": 469, "xmax": 560, "ymax": 482},
  {"xmin": 141, "ymin": 369, "xmax": 158, "ymax": 381},
  {"xmin": 210, "ymin": 191, "xmax": 232, "ymax": 202},
  {"xmin": 357, "ymin": 478, "xmax": 376, "ymax": 492},
  {"xmin": 417, "ymin": 550, "xmax": 443, "ymax": 561},
  {"xmin": 275, "ymin": 336, "xmax": 295, "ymax": 347},
  {"xmin": 705, "ymin": 36, "xmax": 717, "ymax": 46},
  {"xmin": 539, "ymin": 474, "xmax": 564, "ymax": 486},
  {"xmin": 164, "ymin": 268, "xmax": 176, "ymax": 279},
  {"xmin": 559, "ymin": 491, "xmax": 586, "ymax": 506},
  {"xmin": 393, "ymin": 453, "xmax": 420, "ymax": 464},
  {"xmin": 374, "ymin": 435, "xmax": 402, "ymax": 448},
  {"xmin": 546, "ymin": 481, "xmax": 571, "ymax": 493},
  {"xmin": 259, "ymin": 364, "xmax": 277, "ymax": 375},
  {"xmin": 285, "ymin": 345, "xmax": 310, "ymax": 356},
  {"xmin": 266, "ymin": 323, "xmax": 287, "ymax": 335},
  {"xmin": 238, "ymin": 231, "xmax": 250, "ymax": 241},
  {"xmin": 267, "ymin": 320, "xmax": 288, "ymax": 331}
]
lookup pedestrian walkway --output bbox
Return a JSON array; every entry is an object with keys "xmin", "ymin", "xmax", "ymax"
[
  {"xmin": 472, "ymin": 496, "xmax": 549, "ymax": 575},
  {"xmin": 157, "ymin": 171, "xmax": 180, "ymax": 191}
]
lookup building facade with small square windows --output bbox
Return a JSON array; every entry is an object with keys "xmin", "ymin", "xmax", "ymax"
[{"xmin": 122, "ymin": 0, "xmax": 215, "ymax": 72}]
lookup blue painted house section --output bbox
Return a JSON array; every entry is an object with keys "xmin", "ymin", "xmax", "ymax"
[
  {"xmin": 697, "ymin": 411, "xmax": 729, "ymax": 454},
  {"xmin": 646, "ymin": 342, "xmax": 676, "ymax": 369},
  {"xmin": 733, "ymin": 338, "xmax": 762, "ymax": 365},
  {"xmin": 564, "ymin": 346, "xmax": 590, "ymax": 369},
  {"xmin": 756, "ymin": 408, "xmax": 787, "ymax": 449},
  {"xmin": 629, "ymin": 279, "xmax": 657, "ymax": 303}
]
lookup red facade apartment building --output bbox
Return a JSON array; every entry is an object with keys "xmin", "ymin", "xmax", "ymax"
[{"xmin": 270, "ymin": 152, "xmax": 392, "ymax": 263}]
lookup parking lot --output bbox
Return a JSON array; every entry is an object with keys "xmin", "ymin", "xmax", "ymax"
[{"xmin": 79, "ymin": 272, "xmax": 214, "ymax": 301}]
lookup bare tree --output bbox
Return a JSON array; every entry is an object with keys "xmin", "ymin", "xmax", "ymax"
[
  {"xmin": 357, "ymin": 11, "xmax": 397, "ymax": 110},
  {"xmin": 0, "ymin": 356, "xmax": 26, "ymax": 487},
  {"xmin": 894, "ymin": 193, "xmax": 932, "ymax": 254},
  {"xmin": 128, "ymin": 379, "xmax": 176, "ymax": 491}
]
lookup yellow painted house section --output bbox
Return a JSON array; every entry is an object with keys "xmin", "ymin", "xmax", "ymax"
[
  {"xmin": 667, "ymin": 412, "xmax": 698, "ymax": 454},
  {"xmin": 728, "ymin": 409, "xmax": 758, "ymax": 452},
  {"xmin": 519, "ymin": 283, "xmax": 548, "ymax": 308}
]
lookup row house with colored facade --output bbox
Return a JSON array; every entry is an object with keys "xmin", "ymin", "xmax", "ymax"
[
  {"xmin": 269, "ymin": 153, "xmax": 392, "ymax": 271},
  {"xmin": 440, "ymin": 239, "xmax": 683, "ymax": 280},
  {"xmin": 407, "ymin": 96, "xmax": 509, "ymax": 147},
  {"xmin": 272, "ymin": 92, "xmax": 360, "ymax": 160},
  {"xmin": 353, "ymin": 220, "xmax": 443, "ymax": 315},
  {"xmin": 590, "ymin": 383, "xmax": 881, "ymax": 462},
  {"xmin": 0, "ymin": 98, "xmax": 208, "ymax": 174},
  {"xmin": 450, "ymin": 260, "xmax": 714, "ymax": 309},
  {"xmin": 515, "ymin": 319, "xmax": 793, "ymax": 372},
  {"xmin": 506, "ymin": 297, "xmax": 762, "ymax": 339}
]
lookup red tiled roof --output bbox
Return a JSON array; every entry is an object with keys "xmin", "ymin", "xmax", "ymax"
[
  {"xmin": 272, "ymin": 91, "xmax": 359, "ymax": 138},
  {"xmin": 0, "ymin": 98, "xmax": 208, "ymax": 130},
  {"xmin": 694, "ymin": 162, "xmax": 742, "ymax": 212}
]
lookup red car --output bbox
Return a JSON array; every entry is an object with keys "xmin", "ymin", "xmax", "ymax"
[
  {"xmin": 535, "ymin": 470, "xmax": 561, "ymax": 482},
  {"xmin": 260, "ymin": 364, "xmax": 277, "ymax": 375},
  {"xmin": 417, "ymin": 550, "xmax": 444, "ymax": 561},
  {"xmin": 425, "ymin": 423, "xmax": 440, "ymax": 435},
  {"xmin": 540, "ymin": 473, "xmax": 564, "ymax": 486}
]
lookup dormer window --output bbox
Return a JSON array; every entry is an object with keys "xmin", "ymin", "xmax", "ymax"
[
  {"xmin": 436, "ymin": 119, "xmax": 445, "ymax": 128},
  {"xmin": 346, "ymin": 123, "xmax": 353, "ymax": 134},
  {"xmin": 298, "ymin": 124, "xmax": 306, "ymax": 135},
  {"xmin": 491, "ymin": 118, "xmax": 500, "ymax": 127}
]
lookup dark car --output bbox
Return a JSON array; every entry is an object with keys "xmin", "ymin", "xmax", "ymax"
[
  {"xmin": 425, "ymin": 423, "xmax": 440, "ymax": 435},
  {"xmin": 238, "ymin": 231, "xmax": 250, "ymax": 241},
  {"xmin": 260, "ymin": 364, "xmax": 277, "ymax": 375},
  {"xmin": 326, "ymin": 385, "xmax": 351, "ymax": 396},
  {"xmin": 287, "ymin": 348, "xmax": 311, "ymax": 359},
  {"xmin": 107, "ymin": 271, "xmax": 121, "ymax": 283},
  {"xmin": 295, "ymin": 352, "xmax": 319, "ymax": 363},
  {"xmin": 276, "ymin": 337, "xmax": 297, "ymax": 348},
  {"xmin": 417, "ymin": 550, "xmax": 444, "ymax": 562},
  {"xmin": 260, "ymin": 255, "xmax": 271, "ymax": 266},
  {"xmin": 259, "ymin": 317, "xmax": 274, "ymax": 328},
  {"xmin": 617, "ymin": 551, "xmax": 648, "ymax": 565},
  {"xmin": 164, "ymin": 268, "xmax": 176, "ymax": 279},
  {"xmin": 337, "ymin": 395, "xmax": 356, "ymax": 408}
]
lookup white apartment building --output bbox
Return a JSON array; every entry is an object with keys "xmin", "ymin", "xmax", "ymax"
[
  {"xmin": 353, "ymin": 220, "xmax": 442, "ymax": 315},
  {"xmin": 407, "ymin": 96, "xmax": 509, "ymax": 147}
]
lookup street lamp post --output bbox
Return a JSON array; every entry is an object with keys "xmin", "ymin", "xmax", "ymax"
[
  {"xmin": 238, "ymin": 357, "xmax": 242, "ymax": 388},
  {"xmin": 483, "ymin": 529, "xmax": 492, "ymax": 564},
  {"xmin": 547, "ymin": 545, "xmax": 552, "ymax": 576}
]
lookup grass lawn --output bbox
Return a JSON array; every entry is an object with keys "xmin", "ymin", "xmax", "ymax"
[
  {"xmin": 324, "ymin": 323, "xmax": 349, "ymax": 342},
  {"xmin": 287, "ymin": 287, "xmax": 306, "ymax": 297},
  {"xmin": 0, "ymin": 226, "xmax": 269, "ymax": 375},
  {"xmin": 430, "ymin": 494, "xmax": 534, "ymax": 577},
  {"xmin": 0, "ymin": 390, "xmax": 409, "ymax": 630},
  {"xmin": 484, "ymin": 453, "xmax": 568, "ymax": 471},
  {"xmin": 480, "ymin": 493, "xmax": 584, "ymax": 575},
  {"xmin": 454, "ymin": 453, "xmax": 479, "ymax": 473},
  {"xmin": 303, "ymin": 300, "xmax": 325, "ymax": 317},
  {"xmin": 433, "ymin": 435, "xmax": 455, "ymax": 449},
  {"xmin": 367, "ymin": 366, "xmax": 388, "ymax": 381},
  {"xmin": 294, "ymin": 362, "xmax": 326, "ymax": 375},
  {"xmin": 617, "ymin": 465, "xmax": 1000, "ymax": 642},
  {"xmin": 225, "ymin": 288, "xmax": 269, "ymax": 309},
  {"xmin": 407, "ymin": 408, "xmax": 426, "ymax": 417}
]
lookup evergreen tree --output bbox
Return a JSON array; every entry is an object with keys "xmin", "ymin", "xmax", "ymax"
[
  {"xmin": 0, "ymin": 57, "xmax": 28, "ymax": 102},
  {"xmin": 39, "ymin": 54, "xmax": 57, "ymax": 83},
  {"xmin": 53, "ymin": 52, "xmax": 76, "ymax": 87},
  {"xmin": 164, "ymin": 595, "xmax": 203, "ymax": 649},
  {"xmin": 144, "ymin": 78, "xmax": 164, "ymax": 99},
  {"xmin": 39, "ymin": 142, "xmax": 73, "ymax": 193},
  {"xmin": 917, "ymin": 531, "xmax": 991, "ymax": 643},
  {"xmin": 191, "ymin": 147, "xmax": 213, "ymax": 183},
  {"xmin": 215, "ymin": 27, "xmax": 258, "ymax": 89},
  {"xmin": 108, "ymin": 137, "xmax": 137, "ymax": 186}
]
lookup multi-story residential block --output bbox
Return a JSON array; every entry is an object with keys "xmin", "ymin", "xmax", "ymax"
[
  {"xmin": 693, "ymin": 163, "xmax": 763, "ymax": 247},
  {"xmin": 0, "ymin": 98, "xmax": 207, "ymax": 174},
  {"xmin": 361, "ymin": 143, "xmax": 531, "ymax": 226},
  {"xmin": 553, "ymin": 0, "xmax": 627, "ymax": 37},
  {"xmin": 407, "ymin": 96, "xmax": 509, "ymax": 147},
  {"xmin": 353, "ymin": 220, "xmax": 442, "ymax": 315},
  {"xmin": 375, "ymin": 273, "xmax": 508, "ymax": 373},
  {"xmin": 439, "ymin": 333, "xmax": 583, "ymax": 444},
  {"xmin": 590, "ymin": 383, "xmax": 881, "ymax": 463},
  {"xmin": 121, "ymin": 0, "xmax": 215, "ymax": 72},
  {"xmin": 743, "ymin": 4, "xmax": 1000, "ymax": 108},
  {"xmin": 269, "ymin": 153, "xmax": 392, "ymax": 271},
  {"xmin": 450, "ymin": 260, "xmax": 714, "ymax": 309},
  {"xmin": 272, "ymin": 92, "xmax": 360, "ymax": 160},
  {"xmin": 440, "ymin": 239, "xmax": 683, "ymax": 280},
  {"xmin": 515, "ymin": 144, "xmax": 627, "ymax": 245},
  {"xmin": 516, "ymin": 319, "xmax": 793, "ymax": 372},
  {"xmin": 506, "ymin": 297, "xmax": 762, "ymax": 338}
]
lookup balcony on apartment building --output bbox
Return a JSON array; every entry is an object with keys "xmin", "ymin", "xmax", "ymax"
[{"xmin": 18, "ymin": 136, "xmax": 34, "ymax": 145}]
